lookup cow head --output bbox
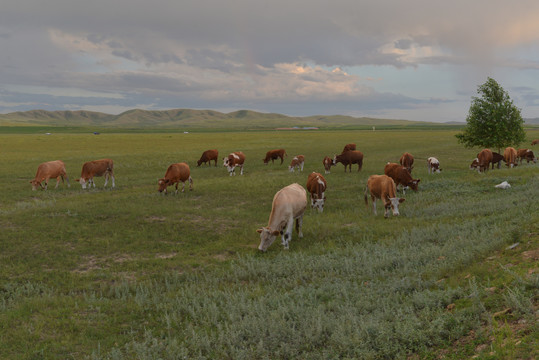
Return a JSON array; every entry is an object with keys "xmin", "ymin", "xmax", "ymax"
[
  {"xmin": 157, "ymin": 178, "xmax": 169, "ymax": 193},
  {"xmin": 257, "ymin": 227, "xmax": 280, "ymax": 251},
  {"xmin": 408, "ymin": 179, "xmax": 420, "ymax": 191},
  {"xmin": 311, "ymin": 196, "xmax": 326, "ymax": 212},
  {"xmin": 332, "ymin": 154, "xmax": 339, "ymax": 165},
  {"xmin": 197, "ymin": 159, "xmax": 202, "ymax": 167},
  {"xmin": 30, "ymin": 180, "xmax": 43, "ymax": 191},
  {"xmin": 470, "ymin": 158, "xmax": 479, "ymax": 170},
  {"xmin": 385, "ymin": 197, "xmax": 405, "ymax": 218},
  {"xmin": 75, "ymin": 177, "xmax": 88, "ymax": 189}
]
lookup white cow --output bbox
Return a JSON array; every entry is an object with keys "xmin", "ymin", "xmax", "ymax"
[
  {"xmin": 257, "ymin": 183, "xmax": 307, "ymax": 251},
  {"xmin": 427, "ymin": 157, "xmax": 442, "ymax": 174}
]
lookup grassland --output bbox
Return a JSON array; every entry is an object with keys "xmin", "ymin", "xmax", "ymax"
[{"xmin": 0, "ymin": 129, "xmax": 537, "ymax": 359}]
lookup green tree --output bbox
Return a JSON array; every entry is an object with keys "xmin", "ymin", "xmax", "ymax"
[{"xmin": 455, "ymin": 77, "xmax": 526, "ymax": 152}]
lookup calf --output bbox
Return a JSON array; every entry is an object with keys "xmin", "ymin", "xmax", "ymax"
[
  {"xmin": 30, "ymin": 160, "xmax": 70, "ymax": 190},
  {"xmin": 399, "ymin": 152, "xmax": 414, "ymax": 173},
  {"xmin": 332, "ymin": 150, "xmax": 364, "ymax": 172},
  {"xmin": 75, "ymin": 159, "xmax": 115, "ymax": 189},
  {"xmin": 384, "ymin": 162, "xmax": 420, "ymax": 194},
  {"xmin": 491, "ymin": 152, "xmax": 504, "ymax": 169},
  {"xmin": 476, "ymin": 149, "xmax": 493, "ymax": 173},
  {"xmin": 197, "ymin": 149, "xmax": 219, "ymax": 167},
  {"xmin": 517, "ymin": 149, "xmax": 537, "ymax": 164},
  {"xmin": 263, "ymin": 148, "xmax": 287, "ymax": 165},
  {"xmin": 257, "ymin": 183, "xmax": 307, "ymax": 251},
  {"xmin": 288, "ymin": 155, "xmax": 305, "ymax": 172},
  {"xmin": 223, "ymin": 151, "xmax": 245, "ymax": 176},
  {"xmin": 306, "ymin": 172, "xmax": 327, "ymax": 212},
  {"xmin": 364, "ymin": 175, "xmax": 405, "ymax": 218},
  {"xmin": 427, "ymin": 157, "xmax": 442, "ymax": 173},
  {"xmin": 323, "ymin": 156, "xmax": 333, "ymax": 174},
  {"xmin": 158, "ymin": 162, "xmax": 193, "ymax": 194},
  {"xmin": 342, "ymin": 143, "xmax": 356, "ymax": 152},
  {"xmin": 503, "ymin": 147, "xmax": 518, "ymax": 168}
]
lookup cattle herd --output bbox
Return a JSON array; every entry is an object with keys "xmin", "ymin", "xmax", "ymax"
[{"xmin": 29, "ymin": 139, "xmax": 538, "ymax": 251}]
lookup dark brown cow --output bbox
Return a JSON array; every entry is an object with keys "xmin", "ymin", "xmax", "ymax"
[
  {"xmin": 75, "ymin": 158, "xmax": 115, "ymax": 189},
  {"xmin": 531, "ymin": 139, "xmax": 539, "ymax": 145},
  {"xmin": 342, "ymin": 143, "xmax": 356, "ymax": 153},
  {"xmin": 197, "ymin": 149, "xmax": 219, "ymax": 167},
  {"xmin": 158, "ymin": 162, "xmax": 193, "ymax": 194},
  {"xmin": 384, "ymin": 162, "xmax": 420, "ymax": 194},
  {"xmin": 332, "ymin": 150, "xmax": 364, "ymax": 172},
  {"xmin": 323, "ymin": 156, "xmax": 333, "ymax": 174},
  {"xmin": 364, "ymin": 175, "xmax": 405, "ymax": 218},
  {"xmin": 30, "ymin": 160, "xmax": 70, "ymax": 190},
  {"xmin": 476, "ymin": 149, "xmax": 493, "ymax": 173},
  {"xmin": 288, "ymin": 155, "xmax": 305, "ymax": 172},
  {"xmin": 503, "ymin": 147, "xmax": 518, "ymax": 168},
  {"xmin": 263, "ymin": 149, "xmax": 287, "ymax": 165},
  {"xmin": 223, "ymin": 151, "xmax": 246, "ymax": 176},
  {"xmin": 517, "ymin": 149, "xmax": 537, "ymax": 164},
  {"xmin": 491, "ymin": 152, "xmax": 504, "ymax": 169},
  {"xmin": 399, "ymin": 152, "xmax": 414, "ymax": 173},
  {"xmin": 306, "ymin": 172, "xmax": 327, "ymax": 212}
]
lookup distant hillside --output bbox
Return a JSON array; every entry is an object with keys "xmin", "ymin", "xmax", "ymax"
[{"xmin": 0, "ymin": 108, "xmax": 441, "ymax": 129}]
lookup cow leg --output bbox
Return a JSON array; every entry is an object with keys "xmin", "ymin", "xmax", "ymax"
[
  {"xmin": 103, "ymin": 173, "xmax": 109, "ymax": 187},
  {"xmin": 174, "ymin": 182, "xmax": 179, "ymax": 194},
  {"xmin": 55, "ymin": 176, "xmax": 61, "ymax": 189},
  {"xmin": 295, "ymin": 216, "xmax": 303, "ymax": 238},
  {"xmin": 188, "ymin": 176, "xmax": 193, "ymax": 191},
  {"xmin": 371, "ymin": 196, "xmax": 377, "ymax": 215},
  {"xmin": 240, "ymin": 165, "xmax": 244, "ymax": 175},
  {"xmin": 282, "ymin": 220, "xmax": 294, "ymax": 249},
  {"xmin": 180, "ymin": 181, "xmax": 186, "ymax": 192}
]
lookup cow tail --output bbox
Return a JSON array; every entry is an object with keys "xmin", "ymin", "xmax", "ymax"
[{"xmin": 364, "ymin": 183, "xmax": 369, "ymax": 208}]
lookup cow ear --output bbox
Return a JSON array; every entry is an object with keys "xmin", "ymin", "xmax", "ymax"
[
  {"xmin": 256, "ymin": 228, "xmax": 263, "ymax": 234},
  {"xmin": 399, "ymin": 198, "xmax": 405, "ymax": 203}
]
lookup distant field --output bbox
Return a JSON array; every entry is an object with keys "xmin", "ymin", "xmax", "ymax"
[{"xmin": 0, "ymin": 129, "xmax": 537, "ymax": 359}]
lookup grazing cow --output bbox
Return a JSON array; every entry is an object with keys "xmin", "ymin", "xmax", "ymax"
[
  {"xmin": 491, "ymin": 152, "xmax": 504, "ymax": 169},
  {"xmin": 30, "ymin": 160, "xmax": 70, "ymax": 191},
  {"xmin": 517, "ymin": 149, "xmax": 537, "ymax": 164},
  {"xmin": 197, "ymin": 149, "xmax": 219, "ymax": 167},
  {"xmin": 470, "ymin": 158, "xmax": 480, "ymax": 171},
  {"xmin": 384, "ymin": 162, "xmax": 420, "ymax": 194},
  {"xmin": 263, "ymin": 148, "xmax": 287, "ymax": 165},
  {"xmin": 364, "ymin": 175, "xmax": 405, "ymax": 218},
  {"xmin": 476, "ymin": 149, "xmax": 493, "ymax": 173},
  {"xmin": 288, "ymin": 155, "xmax": 305, "ymax": 172},
  {"xmin": 223, "ymin": 151, "xmax": 245, "ymax": 176},
  {"xmin": 531, "ymin": 139, "xmax": 539, "ymax": 145},
  {"xmin": 503, "ymin": 147, "xmax": 518, "ymax": 168},
  {"xmin": 342, "ymin": 143, "xmax": 356, "ymax": 153},
  {"xmin": 323, "ymin": 156, "xmax": 333, "ymax": 174},
  {"xmin": 427, "ymin": 157, "xmax": 442, "ymax": 174},
  {"xmin": 332, "ymin": 150, "xmax": 364, "ymax": 172},
  {"xmin": 257, "ymin": 183, "xmax": 307, "ymax": 251},
  {"xmin": 75, "ymin": 159, "xmax": 115, "ymax": 189},
  {"xmin": 158, "ymin": 162, "xmax": 193, "ymax": 194},
  {"xmin": 306, "ymin": 172, "xmax": 327, "ymax": 212},
  {"xmin": 399, "ymin": 152, "xmax": 414, "ymax": 173}
]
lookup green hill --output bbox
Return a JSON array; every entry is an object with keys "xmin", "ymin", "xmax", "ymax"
[{"xmin": 0, "ymin": 108, "xmax": 440, "ymax": 130}]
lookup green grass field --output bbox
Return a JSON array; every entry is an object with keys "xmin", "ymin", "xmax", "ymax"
[{"xmin": 0, "ymin": 129, "xmax": 538, "ymax": 359}]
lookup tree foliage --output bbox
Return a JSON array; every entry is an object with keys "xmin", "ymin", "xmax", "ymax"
[{"xmin": 455, "ymin": 77, "xmax": 526, "ymax": 151}]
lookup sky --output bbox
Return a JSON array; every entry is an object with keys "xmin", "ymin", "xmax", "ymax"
[{"xmin": 1, "ymin": 0, "xmax": 539, "ymax": 123}]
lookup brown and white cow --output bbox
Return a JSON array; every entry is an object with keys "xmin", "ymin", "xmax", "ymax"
[
  {"xmin": 223, "ymin": 151, "xmax": 245, "ymax": 176},
  {"xmin": 364, "ymin": 175, "xmax": 405, "ymax": 218},
  {"xmin": 517, "ymin": 149, "xmax": 537, "ymax": 164},
  {"xmin": 491, "ymin": 152, "xmax": 504, "ymax": 169},
  {"xmin": 158, "ymin": 162, "xmax": 193, "ymax": 194},
  {"xmin": 306, "ymin": 172, "xmax": 327, "ymax": 212},
  {"xmin": 257, "ymin": 183, "xmax": 307, "ymax": 251},
  {"xmin": 427, "ymin": 157, "xmax": 442, "ymax": 174},
  {"xmin": 30, "ymin": 160, "xmax": 70, "ymax": 190},
  {"xmin": 503, "ymin": 147, "xmax": 518, "ymax": 168},
  {"xmin": 384, "ymin": 162, "xmax": 420, "ymax": 194},
  {"xmin": 399, "ymin": 152, "xmax": 414, "ymax": 173},
  {"xmin": 475, "ymin": 149, "xmax": 493, "ymax": 173},
  {"xmin": 263, "ymin": 148, "xmax": 287, "ymax": 165},
  {"xmin": 470, "ymin": 158, "xmax": 480, "ymax": 171},
  {"xmin": 288, "ymin": 155, "xmax": 305, "ymax": 172},
  {"xmin": 197, "ymin": 149, "xmax": 219, "ymax": 167},
  {"xmin": 342, "ymin": 143, "xmax": 356, "ymax": 153},
  {"xmin": 323, "ymin": 156, "xmax": 333, "ymax": 174},
  {"xmin": 531, "ymin": 139, "xmax": 539, "ymax": 145},
  {"xmin": 75, "ymin": 159, "xmax": 115, "ymax": 189},
  {"xmin": 332, "ymin": 150, "xmax": 364, "ymax": 172}
]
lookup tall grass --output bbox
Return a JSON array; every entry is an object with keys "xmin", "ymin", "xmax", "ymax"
[{"xmin": 0, "ymin": 129, "xmax": 537, "ymax": 358}]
